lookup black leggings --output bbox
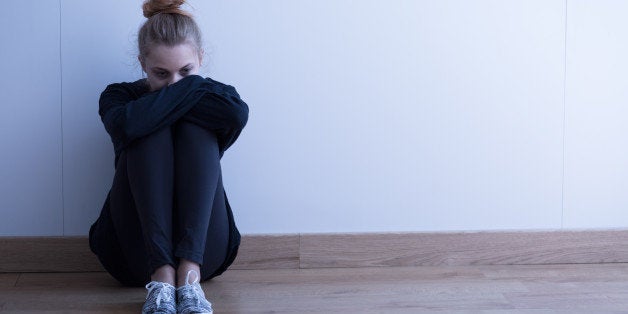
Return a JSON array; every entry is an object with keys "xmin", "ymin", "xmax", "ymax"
[{"xmin": 92, "ymin": 121, "xmax": 229, "ymax": 286}]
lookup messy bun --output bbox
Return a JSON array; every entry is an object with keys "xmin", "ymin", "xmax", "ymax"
[
  {"xmin": 138, "ymin": 0, "xmax": 202, "ymax": 59},
  {"xmin": 142, "ymin": 0, "xmax": 190, "ymax": 18}
]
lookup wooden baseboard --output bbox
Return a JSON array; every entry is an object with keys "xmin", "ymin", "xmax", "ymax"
[{"xmin": 2, "ymin": 230, "xmax": 628, "ymax": 272}]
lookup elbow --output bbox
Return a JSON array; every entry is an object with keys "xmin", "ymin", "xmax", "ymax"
[
  {"xmin": 229, "ymin": 97, "xmax": 249, "ymax": 131},
  {"xmin": 234, "ymin": 106, "xmax": 249, "ymax": 131},
  {"xmin": 221, "ymin": 84, "xmax": 249, "ymax": 131}
]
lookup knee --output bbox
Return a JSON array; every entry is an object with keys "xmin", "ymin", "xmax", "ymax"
[
  {"xmin": 126, "ymin": 127, "xmax": 173, "ymax": 154},
  {"xmin": 174, "ymin": 121, "xmax": 219, "ymax": 147},
  {"xmin": 177, "ymin": 121, "xmax": 216, "ymax": 136}
]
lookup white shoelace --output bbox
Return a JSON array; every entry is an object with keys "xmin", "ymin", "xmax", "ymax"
[
  {"xmin": 145, "ymin": 281, "xmax": 174, "ymax": 307},
  {"xmin": 184, "ymin": 269, "xmax": 200, "ymax": 285},
  {"xmin": 182, "ymin": 270, "xmax": 205, "ymax": 307}
]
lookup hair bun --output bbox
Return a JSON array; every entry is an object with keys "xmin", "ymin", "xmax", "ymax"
[{"xmin": 142, "ymin": 0, "xmax": 190, "ymax": 18}]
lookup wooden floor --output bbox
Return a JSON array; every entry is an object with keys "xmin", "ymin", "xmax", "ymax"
[{"xmin": 2, "ymin": 263, "xmax": 628, "ymax": 313}]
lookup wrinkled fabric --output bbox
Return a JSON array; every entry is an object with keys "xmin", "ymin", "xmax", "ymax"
[{"xmin": 99, "ymin": 75, "xmax": 249, "ymax": 164}]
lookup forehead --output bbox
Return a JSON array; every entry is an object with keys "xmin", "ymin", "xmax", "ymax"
[{"xmin": 145, "ymin": 43, "xmax": 199, "ymax": 67}]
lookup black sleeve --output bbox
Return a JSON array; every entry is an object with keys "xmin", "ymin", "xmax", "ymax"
[
  {"xmin": 98, "ymin": 75, "xmax": 207, "ymax": 152},
  {"xmin": 181, "ymin": 78, "xmax": 250, "ymax": 153}
]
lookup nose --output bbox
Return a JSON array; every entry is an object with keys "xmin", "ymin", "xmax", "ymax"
[{"xmin": 168, "ymin": 74, "xmax": 183, "ymax": 86}]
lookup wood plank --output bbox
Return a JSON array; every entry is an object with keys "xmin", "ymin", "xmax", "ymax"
[
  {"xmin": 481, "ymin": 263, "xmax": 628, "ymax": 282},
  {"xmin": 0, "ymin": 273, "xmax": 19, "ymax": 288},
  {"xmin": 4, "ymin": 264, "xmax": 628, "ymax": 313},
  {"xmin": 4, "ymin": 230, "xmax": 628, "ymax": 273},
  {"xmin": 299, "ymin": 230, "xmax": 628, "ymax": 268},
  {"xmin": 0, "ymin": 235, "xmax": 298, "ymax": 272},
  {"xmin": 2, "ymin": 273, "xmax": 142, "ymax": 313},
  {"xmin": 231, "ymin": 234, "xmax": 299, "ymax": 269},
  {"xmin": 14, "ymin": 272, "xmax": 121, "ymax": 288},
  {"xmin": 205, "ymin": 264, "xmax": 628, "ymax": 313},
  {"xmin": 0, "ymin": 237, "xmax": 102, "ymax": 272}
]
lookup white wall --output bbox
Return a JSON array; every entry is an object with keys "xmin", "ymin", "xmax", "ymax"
[
  {"xmin": 0, "ymin": 1, "xmax": 63, "ymax": 235},
  {"xmin": 563, "ymin": 1, "xmax": 628, "ymax": 228},
  {"xmin": 1, "ymin": 0, "xmax": 627, "ymax": 236}
]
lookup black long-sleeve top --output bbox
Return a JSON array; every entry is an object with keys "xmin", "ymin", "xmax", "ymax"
[{"xmin": 99, "ymin": 74, "xmax": 249, "ymax": 165}]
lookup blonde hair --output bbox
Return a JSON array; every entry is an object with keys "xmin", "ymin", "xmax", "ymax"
[{"xmin": 138, "ymin": 0, "xmax": 202, "ymax": 59}]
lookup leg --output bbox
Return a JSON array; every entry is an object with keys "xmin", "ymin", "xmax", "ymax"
[
  {"xmin": 107, "ymin": 127, "xmax": 177, "ymax": 285},
  {"xmin": 104, "ymin": 128, "xmax": 179, "ymax": 311},
  {"xmin": 125, "ymin": 127, "xmax": 177, "ymax": 279},
  {"xmin": 178, "ymin": 178, "xmax": 229, "ymax": 284},
  {"xmin": 199, "ymin": 174, "xmax": 229, "ymax": 280},
  {"xmin": 172, "ymin": 121, "xmax": 229, "ymax": 285}
]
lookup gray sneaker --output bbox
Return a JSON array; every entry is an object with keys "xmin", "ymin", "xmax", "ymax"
[
  {"xmin": 176, "ymin": 270, "xmax": 213, "ymax": 314},
  {"xmin": 142, "ymin": 281, "xmax": 176, "ymax": 314}
]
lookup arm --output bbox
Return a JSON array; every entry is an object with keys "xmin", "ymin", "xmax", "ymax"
[
  {"xmin": 99, "ymin": 75, "xmax": 207, "ymax": 153},
  {"xmin": 181, "ymin": 78, "xmax": 250, "ymax": 153}
]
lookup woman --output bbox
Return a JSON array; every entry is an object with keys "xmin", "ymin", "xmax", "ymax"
[{"xmin": 88, "ymin": 0, "xmax": 249, "ymax": 313}]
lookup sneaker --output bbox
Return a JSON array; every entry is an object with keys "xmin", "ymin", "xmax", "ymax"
[
  {"xmin": 176, "ymin": 270, "xmax": 213, "ymax": 314},
  {"xmin": 142, "ymin": 281, "xmax": 176, "ymax": 314}
]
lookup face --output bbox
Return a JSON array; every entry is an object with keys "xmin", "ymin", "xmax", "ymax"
[{"xmin": 140, "ymin": 43, "xmax": 203, "ymax": 91}]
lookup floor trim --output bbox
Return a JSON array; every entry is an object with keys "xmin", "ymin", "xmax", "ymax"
[{"xmin": 2, "ymin": 230, "xmax": 628, "ymax": 272}]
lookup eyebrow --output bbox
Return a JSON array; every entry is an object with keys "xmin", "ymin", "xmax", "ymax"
[{"xmin": 151, "ymin": 63, "xmax": 194, "ymax": 72}]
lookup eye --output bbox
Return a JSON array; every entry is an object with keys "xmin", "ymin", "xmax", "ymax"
[
  {"xmin": 181, "ymin": 68, "xmax": 191, "ymax": 75},
  {"xmin": 155, "ymin": 71, "xmax": 168, "ymax": 78}
]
